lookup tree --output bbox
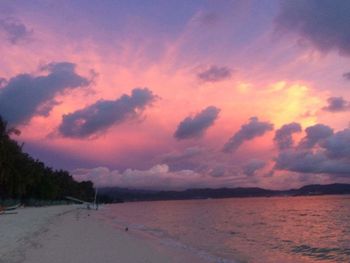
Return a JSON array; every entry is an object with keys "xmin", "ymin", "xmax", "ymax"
[{"xmin": 0, "ymin": 115, "xmax": 94, "ymax": 203}]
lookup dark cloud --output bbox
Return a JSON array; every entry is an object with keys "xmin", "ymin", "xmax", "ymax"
[
  {"xmin": 299, "ymin": 124, "xmax": 333, "ymax": 148},
  {"xmin": 0, "ymin": 17, "xmax": 31, "ymax": 44},
  {"xmin": 243, "ymin": 159, "xmax": 266, "ymax": 176},
  {"xmin": 322, "ymin": 97, "xmax": 350, "ymax": 112},
  {"xmin": 274, "ymin": 122, "xmax": 302, "ymax": 150},
  {"xmin": 275, "ymin": 124, "xmax": 350, "ymax": 176},
  {"xmin": 322, "ymin": 128, "xmax": 350, "ymax": 159},
  {"xmin": 0, "ymin": 62, "xmax": 90, "ymax": 125},
  {"xmin": 223, "ymin": 117, "xmax": 274, "ymax": 153},
  {"xmin": 209, "ymin": 165, "xmax": 226, "ymax": 177},
  {"xmin": 197, "ymin": 66, "xmax": 232, "ymax": 82},
  {"xmin": 275, "ymin": 149, "xmax": 350, "ymax": 175},
  {"xmin": 162, "ymin": 146, "xmax": 204, "ymax": 171},
  {"xmin": 0, "ymin": 78, "xmax": 6, "ymax": 87},
  {"xmin": 343, "ymin": 72, "xmax": 350, "ymax": 80},
  {"xmin": 59, "ymin": 88, "xmax": 156, "ymax": 138},
  {"xmin": 163, "ymin": 147, "xmax": 203, "ymax": 162},
  {"xmin": 275, "ymin": 0, "xmax": 350, "ymax": 55},
  {"xmin": 174, "ymin": 106, "xmax": 220, "ymax": 140}
]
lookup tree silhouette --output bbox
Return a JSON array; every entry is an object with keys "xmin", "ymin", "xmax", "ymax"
[{"xmin": 0, "ymin": 115, "xmax": 94, "ymax": 203}]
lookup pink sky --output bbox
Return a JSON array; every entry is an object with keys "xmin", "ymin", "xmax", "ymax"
[{"xmin": 1, "ymin": 0, "xmax": 350, "ymax": 190}]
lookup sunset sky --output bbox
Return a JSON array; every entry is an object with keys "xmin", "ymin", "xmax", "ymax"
[{"xmin": 1, "ymin": 0, "xmax": 350, "ymax": 190}]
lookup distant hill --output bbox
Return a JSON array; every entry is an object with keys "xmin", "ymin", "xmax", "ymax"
[{"xmin": 99, "ymin": 183, "xmax": 350, "ymax": 203}]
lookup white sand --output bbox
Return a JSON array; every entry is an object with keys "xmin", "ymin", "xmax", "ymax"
[{"xmin": 0, "ymin": 206, "xmax": 207, "ymax": 263}]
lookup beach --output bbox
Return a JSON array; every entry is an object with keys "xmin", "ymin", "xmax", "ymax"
[
  {"xmin": 0, "ymin": 205, "xmax": 206, "ymax": 263},
  {"xmin": 2, "ymin": 196, "xmax": 349, "ymax": 263}
]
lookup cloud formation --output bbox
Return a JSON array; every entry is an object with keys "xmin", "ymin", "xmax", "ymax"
[
  {"xmin": 162, "ymin": 146, "xmax": 204, "ymax": 171},
  {"xmin": 275, "ymin": 149, "xmax": 350, "ymax": 175},
  {"xmin": 72, "ymin": 164, "xmax": 205, "ymax": 190},
  {"xmin": 299, "ymin": 124, "xmax": 334, "ymax": 148},
  {"xmin": 59, "ymin": 88, "xmax": 156, "ymax": 138},
  {"xmin": 343, "ymin": 72, "xmax": 350, "ymax": 80},
  {"xmin": 0, "ymin": 62, "xmax": 90, "ymax": 124},
  {"xmin": 322, "ymin": 97, "xmax": 350, "ymax": 112},
  {"xmin": 322, "ymin": 128, "xmax": 350, "ymax": 159},
  {"xmin": 0, "ymin": 17, "xmax": 32, "ymax": 44},
  {"xmin": 275, "ymin": 0, "xmax": 350, "ymax": 55},
  {"xmin": 243, "ymin": 159, "xmax": 266, "ymax": 176},
  {"xmin": 223, "ymin": 117, "xmax": 274, "ymax": 152},
  {"xmin": 209, "ymin": 165, "xmax": 227, "ymax": 177},
  {"xmin": 274, "ymin": 122, "xmax": 302, "ymax": 150},
  {"xmin": 0, "ymin": 78, "xmax": 6, "ymax": 87},
  {"xmin": 197, "ymin": 66, "xmax": 232, "ymax": 82},
  {"xmin": 275, "ymin": 124, "xmax": 350, "ymax": 176},
  {"xmin": 174, "ymin": 106, "xmax": 220, "ymax": 140}
]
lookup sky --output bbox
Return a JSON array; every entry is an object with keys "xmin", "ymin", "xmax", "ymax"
[{"xmin": 1, "ymin": 0, "xmax": 350, "ymax": 190}]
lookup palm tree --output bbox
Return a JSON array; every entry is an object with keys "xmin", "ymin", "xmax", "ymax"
[{"xmin": 0, "ymin": 116, "xmax": 21, "ymax": 198}]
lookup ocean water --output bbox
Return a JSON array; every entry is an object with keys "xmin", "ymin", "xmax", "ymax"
[{"xmin": 98, "ymin": 195, "xmax": 350, "ymax": 263}]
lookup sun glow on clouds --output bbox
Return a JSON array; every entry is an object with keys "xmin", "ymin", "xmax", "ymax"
[{"xmin": 265, "ymin": 83, "xmax": 321, "ymax": 128}]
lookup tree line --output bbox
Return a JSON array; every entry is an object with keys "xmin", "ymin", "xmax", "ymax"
[{"xmin": 0, "ymin": 116, "xmax": 95, "ymax": 204}]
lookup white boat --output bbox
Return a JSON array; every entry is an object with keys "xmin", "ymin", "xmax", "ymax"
[
  {"xmin": 3, "ymin": 203, "xmax": 21, "ymax": 211},
  {"xmin": 0, "ymin": 203, "xmax": 20, "ymax": 215}
]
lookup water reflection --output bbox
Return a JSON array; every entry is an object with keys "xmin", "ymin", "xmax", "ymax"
[{"xmin": 102, "ymin": 195, "xmax": 350, "ymax": 263}]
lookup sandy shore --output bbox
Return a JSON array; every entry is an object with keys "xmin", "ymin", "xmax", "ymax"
[{"xmin": 0, "ymin": 205, "xmax": 207, "ymax": 263}]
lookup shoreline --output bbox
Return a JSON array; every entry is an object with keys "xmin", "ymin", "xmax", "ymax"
[{"xmin": 0, "ymin": 205, "xmax": 211, "ymax": 263}]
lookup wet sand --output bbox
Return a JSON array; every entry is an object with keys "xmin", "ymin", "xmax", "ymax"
[{"xmin": 0, "ymin": 205, "xmax": 205, "ymax": 263}]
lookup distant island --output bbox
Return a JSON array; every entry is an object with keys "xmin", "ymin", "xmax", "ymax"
[{"xmin": 100, "ymin": 183, "xmax": 350, "ymax": 203}]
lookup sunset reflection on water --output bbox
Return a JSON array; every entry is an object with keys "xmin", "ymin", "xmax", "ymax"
[{"xmin": 102, "ymin": 195, "xmax": 350, "ymax": 263}]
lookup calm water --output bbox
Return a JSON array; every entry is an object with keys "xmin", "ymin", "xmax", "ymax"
[{"xmin": 98, "ymin": 195, "xmax": 350, "ymax": 263}]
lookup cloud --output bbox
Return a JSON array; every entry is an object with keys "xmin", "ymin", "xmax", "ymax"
[
  {"xmin": 322, "ymin": 128, "xmax": 350, "ymax": 159},
  {"xmin": 0, "ymin": 78, "xmax": 6, "ymax": 88},
  {"xmin": 197, "ymin": 65, "xmax": 232, "ymax": 82},
  {"xmin": 275, "ymin": 149, "xmax": 350, "ymax": 175},
  {"xmin": 0, "ymin": 17, "xmax": 32, "ymax": 44},
  {"xmin": 209, "ymin": 165, "xmax": 227, "ymax": 177},
  {"xmin": 59, "ymin": 88, "xmax": 157, "ymax": 138},
  {"xmin": 0, "ymin": 62, "xmax": 91, "ymax": 124},
  {"xmin": 162, "ymin": 146, "xmax": 204, "ymax": 171},
  {"xmin": 274, "ymin": 122, "xmax": 302, "ymax": 150},
  {"xmin": 322, "ymin": 97, "xmax": 350, "ymax": 112},
  {"xmin": 223, "ymin": 117, "xmax": 274, "ymax": 153},
  {"xmin": 163, "ymin": 146, "xmax": 203, "ymax": 162},
  {"xmin": 343, "ymin": 72, "xmax": 350, "ymax": 80},
  {"xmin": 299, "ymin": 124, "xmax": 333, "ymax": 148},
  {"xmin": 275, "ymin": 124, "xmax": 350, "ymax": 176},
  {"xmin": 161, "ymin": 147, "xmax": 238, "ymax": 177},
  {"xmin": 243, "ymin": 159, "xmax": 266, "ymax": 176},
  {"xmin": 72, "ymin": 164, "xmax": 206, "ymax": 190},
  {"xmin": 275, "ymin": 0, "xmax": 350, "ymax": 55},
  {"xmin": 174, "ymin": 106, "xmax": 220, "ymax": 140}
]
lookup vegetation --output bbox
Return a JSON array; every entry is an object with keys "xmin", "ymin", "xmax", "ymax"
[{"xmin": 0, "ymin": 116, "xmax": 95, "ymax": 205}]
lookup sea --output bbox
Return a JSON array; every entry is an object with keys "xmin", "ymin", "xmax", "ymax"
[{"xmin": 97, "ymin": 195, "xmax": 350, "ymax": 263}]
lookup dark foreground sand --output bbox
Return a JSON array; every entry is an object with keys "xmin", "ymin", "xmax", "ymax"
[{"xmin": 0, "ymin": 206, "xmax": 207, "ymax": 263}]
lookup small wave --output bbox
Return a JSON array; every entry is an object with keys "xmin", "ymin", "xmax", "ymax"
[
  {"xmin": 100, "ymin": 209, "xmax": 238, "ymax": 263},
  {"xmin": 291, "ymin": 244, "xmax": 350, "ymax": 260}
]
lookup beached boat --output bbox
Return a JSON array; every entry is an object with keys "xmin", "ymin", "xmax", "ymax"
[
  {"xmin": 0, "ymin": 203, "xmax": 21, "ymax": 214},
  {"xmin": 65, "ymin": 196, "xmax": 98, "ymax": 210},
  {"xmin": 3, "ymin": 203, "xmax": 21, "ymax": 211}
]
